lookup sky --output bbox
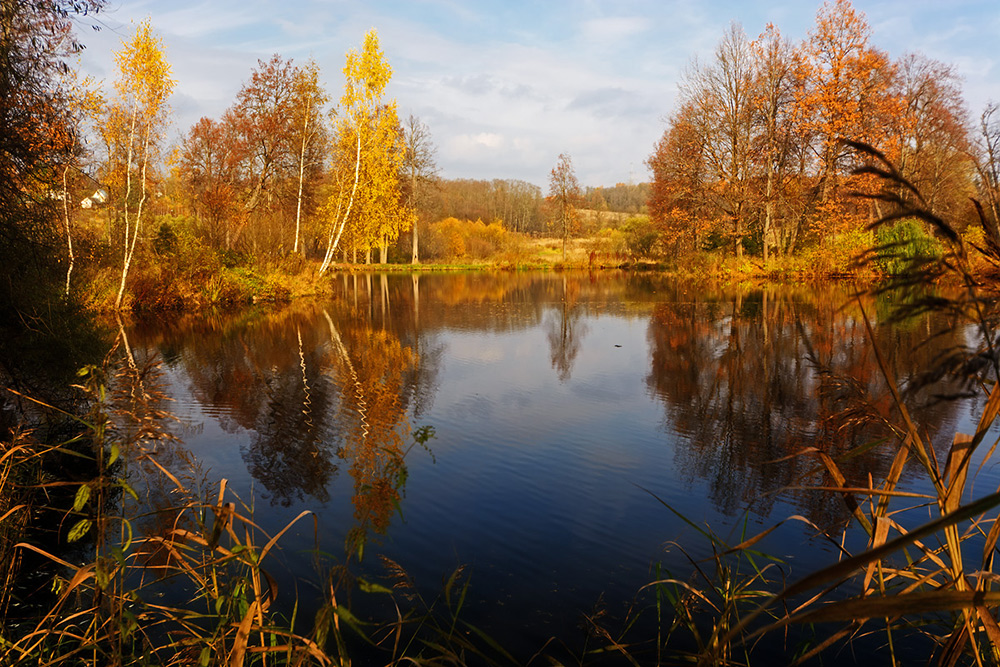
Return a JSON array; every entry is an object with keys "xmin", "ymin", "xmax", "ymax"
[{"xmin": 75, "ymin": 0, "xmax": 1000, "ymax": 189}]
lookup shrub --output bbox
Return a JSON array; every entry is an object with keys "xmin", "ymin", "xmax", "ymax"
[
  {"xmin": 801, "ymin": 228, "xmax": 875, "ymax": 275},
  {"xmin": 152, "ymin": 221, "xmax": 178, "ymax": 255},
  {"xmin": 621, "ymin": 215, "xmax": 659, "ymax": 258},
  {"xmin": 875, "ymin": 218, "xmax": 943, "ymax": 276},
  {"xmin": 423, "ymin": 217, "xmax": 525, "ymax": 262}
]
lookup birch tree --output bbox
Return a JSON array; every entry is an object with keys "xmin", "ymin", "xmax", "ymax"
[
  {"xmin": 105, "ymin": 19, "xmax": 174, "ymax": 310},
  {"xmin": 291, "ymin": 59, "xmax": 327, "ymax": 255},
  {"xmin": 319, "ymin": 30, "xmax": 407, "ymax": 273}
]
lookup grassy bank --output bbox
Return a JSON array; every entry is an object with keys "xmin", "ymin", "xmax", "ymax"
[
  {"xmin": 70, "ymin": 204, "xmax": 988, "ymax": 313},
  {"xmin": 79, "ymin": 234, "xmax": 894, "ymax": 314}
]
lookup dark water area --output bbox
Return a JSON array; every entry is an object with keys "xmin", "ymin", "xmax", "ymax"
[{"xmin": 123, "ymin": 271, "xmax": 989, "ymax": 663}]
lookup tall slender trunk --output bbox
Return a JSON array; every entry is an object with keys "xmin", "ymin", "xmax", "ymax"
[
  {"xmin": 294, "ymin": 100, "xmax": 310, "ymax": 255},
  {"xmin": 561, "ymin": 205, "xmax": 568, "ymax": 262},
  {"xmin": 410, "ymin": 169, "xmax": 419, "ymax": 264},
  {"xmin": 319, "ymin": 129, "xmax": 362, "ymax": 274},
  {"xmin": 411, "ymin": 222, "xmax": 419, "ymax": 264},
  {"xmin": 115, "ymin": 106, "xmax": 143, "ymax": 310},
  {"xmin": 763, "ymin": 106, "xmax": 776, "ymax": 263},
  {"xmin": 63, "ymin": 165, "xmax": 74, "ymax": 296}
]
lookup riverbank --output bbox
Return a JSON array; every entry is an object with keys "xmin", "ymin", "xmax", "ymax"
[{"xmin": 80, "ymin": 241, "xmax": 892, "ymax": 314}]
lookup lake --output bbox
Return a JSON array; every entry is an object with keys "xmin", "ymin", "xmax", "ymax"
[{"xmin": 123, "ymin": 271, "xmax": 986, "ymax": 663}]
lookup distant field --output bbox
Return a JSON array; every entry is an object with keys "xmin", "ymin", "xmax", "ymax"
[{"xmin": 523, "ymin": 236, "xmax": 597, "ymax": 264}]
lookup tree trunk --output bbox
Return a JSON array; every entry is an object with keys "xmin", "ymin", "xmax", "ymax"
[
  {"xmin": 561, "ymin": 209, "xmax": 568, "ymax": 262},
  {"xmin": 116, "ymin": 107, "xmax": 149, "ymax": 311},
  {"xmin": 319, "ymin": 129, "xmax": 362, "ymax": 274},
  {"xmin": 294, "ymin": 104, "xmax": 309, "ymax": 255},
  {"xmin": 63, "ymin": 165, "xmax": 74, "ymax": 296}
]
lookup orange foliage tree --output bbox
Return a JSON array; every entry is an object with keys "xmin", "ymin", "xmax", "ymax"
[
  {"xmin": 647, "ymin": 102, "xmax": 715, "ymax": 255},
  {"xmin": 0, "ymin": 1, "xmax": 104, "ymax": 319},
  {"xmin": 646, "ymin": 0, "xmax": 978, "ymax": 265},
  {"xmin": 796, "ymin": 0, "xmax": 899, "ymax": 233},
  {"xmin": 175, "ymin": 117, "xmax": 241, "ymax": 248}
]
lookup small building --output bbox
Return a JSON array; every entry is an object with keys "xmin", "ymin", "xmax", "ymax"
[{"xmin": 80, "ymin": 188, "xmax": 108, "ymax": 209}]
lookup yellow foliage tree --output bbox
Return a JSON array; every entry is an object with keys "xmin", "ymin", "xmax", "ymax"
[
  {"xmin": 319, "ymin": 30, "xmax": 410, "ymax": 272},
  {"xmin": 102, "ymin": 19, "xmax": 175, "ymax": 309},
  {"xmin": 291, "ymin": 58, "xmax": 327, "ymax": 255}
]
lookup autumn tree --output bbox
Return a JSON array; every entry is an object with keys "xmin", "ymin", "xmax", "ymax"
[
  {"xmin": 0, "ymin": 0, "xmax": 104, "ymax": 323},
  {"xmin": 176, "ymin": 117, "xmax": 241, "ymax": 247},
  {"xmin": 546, "ymin": 153, "xmax": 582, "ymax": 261},
  {"xmin": 751, "ymin": 23, "xmax": 801, "ymax": 260},
  {"xmin": 797, "ymin": 0, "xmax": 898, "ymax": 231},
  {"xmin": 291, "ymin": 59, "xmax": 327, "ymax": 255},
  {"xmin": 976, "ymin": 103, "xmax": 1000, "ymax": 224},
  {"xmin": 681, "ymin": 22, "xmax": 757, "ymax": 257},
  {"xmin": 423, "ymin": 179, "xmax": 543, "ymax": 233},
  {"xmin": 888, "ymin": 53, "xmax": 973, "ymax": 224},
  {"xmin": 647, "ymin": 102, "xmax": 713, "ymax": 254},
  {"xmin": 320, "ymin": 30, "xmax": 410, "ymax": 272},
  {"xmin": 224, "ymin": 54, "xmax": 298, "ymax": 254},
  {"xmin": 402, "ymin": 114, "xmax": 438, "ymax": 263},
  {"xmin": 57, "ymin": 66, "xmax": 103, "ymax": 295},
  {"xmin": 102, "ymin": 19, "xmax": 175, "ymax": 310}
]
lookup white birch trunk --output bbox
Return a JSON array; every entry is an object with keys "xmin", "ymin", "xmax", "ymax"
[
  {"xmin": 115, "ymin": 106, "xmax": 138, "ymax": 310},
  {"xmin": 63, "ymin": 165, "xmax": 74, "ymax": 296},
  {"xmin": 294, "ymin": 100, "xmax": 310, "ymax": 255},
  {"xmin": 319, "ymin": 128, "xmax": 362, "ymax": 274}
]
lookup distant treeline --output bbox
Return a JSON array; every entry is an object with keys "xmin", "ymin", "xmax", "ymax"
[{"xmin": 421, "ymin": 179, "xmax": 649, "ymax": 235}]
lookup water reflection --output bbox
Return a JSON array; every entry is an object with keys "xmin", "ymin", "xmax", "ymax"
[
  {"xmin": 645, "ymin": 283, "xmax": 966, "ymax": 522},
  {"xmin": 126, "ymin": 273, "xmax": 973, "ymax": 563},
  {"xmin": 129, "ymin": 300, "xmax": 429, "ymax": 553},
  {"xmin": 546, "ymin": 275, "xmax": 588, "ymax": 382}
]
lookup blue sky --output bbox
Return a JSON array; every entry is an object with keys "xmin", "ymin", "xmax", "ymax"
[{"xmin": 77, "ymin": 0, "xmax": 999, "ymax": 188}]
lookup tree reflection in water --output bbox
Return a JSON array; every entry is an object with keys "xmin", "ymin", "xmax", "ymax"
[
  {"xmin": 127, "ymin": 278, "xmax": 446, "ymax": 556},
  {"xmin": 646, "ymin": 283, "xmax": 967, "ymax": 525},
  {"xmin": 324, "ymin": 308, "xmax": 416, "ymax": 556},
  {"xmin": 125, "ymin": 274, "xmax": 973, "ymax": 571},
  {"xmin": 546, "ymin": 275, "xmax": 587, "ymax": 382}
]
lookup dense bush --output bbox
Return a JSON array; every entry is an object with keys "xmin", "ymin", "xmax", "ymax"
[
  {"xmin": 800, "ymin": 228, "xmax": 875, "ymax": 275},
  {"xmin": 875, "ymin": 218, "xmax": 943, "ymax": 275},
  {"xmin": 422, "ymin": 217, "xmax": 526, "ymax": 262}
]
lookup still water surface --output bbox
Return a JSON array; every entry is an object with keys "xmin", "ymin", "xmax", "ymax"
[{"xmin": 127, "ymin": 271, "xmax": 987, "ymax": 660}]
